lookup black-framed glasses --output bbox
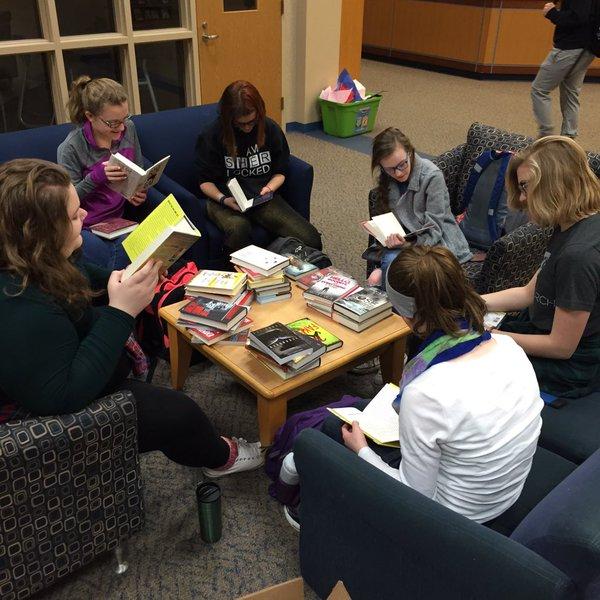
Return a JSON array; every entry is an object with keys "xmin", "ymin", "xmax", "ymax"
[
  {"xmin": 234, "ymin": 116, "xmax": 258, "ymax": 130},
  {"xmin": 518, "ymin": 180, "xmax": 529, "ymax": 196},
  {"xmin": 98, "ymin": 114, "xmax": 132, "ymax": 129},
  {"xmin": 381, "ymin": 157, "xmax": 410, "ymax": 175}
]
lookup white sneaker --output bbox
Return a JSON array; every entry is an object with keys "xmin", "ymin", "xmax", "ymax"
[
  {"xmin": 283, "ymin": 505, "xmax": 300, "ymax": 532},
  {"xmin": 203, "ymin": 438, "xmax": 264, "ymax": 478}
]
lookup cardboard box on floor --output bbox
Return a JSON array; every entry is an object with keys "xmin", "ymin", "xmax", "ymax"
[{"xmin": 238, "ymin": 577, "xmax": 351, "ymax": 600}]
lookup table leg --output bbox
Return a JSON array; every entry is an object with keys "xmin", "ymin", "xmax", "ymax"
[
  {"xmin": 379, "ymin": 337, "xmax": 407, "ymax": 385},
  {"xmin": 166, "ymin": 321, "xmax": 193, "ymax": 390},
  {"xmin": 256, "ymin": 395, "xmax": 288, "ymax": 447}
]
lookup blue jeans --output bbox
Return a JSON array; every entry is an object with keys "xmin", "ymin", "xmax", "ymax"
[
  {"xmin": 380, "ymin": 248, "xmax": 401, "ymax": 287},
  {"xmin": 81, "ymin": 230, "xmax": 130, "ymax": 270}
]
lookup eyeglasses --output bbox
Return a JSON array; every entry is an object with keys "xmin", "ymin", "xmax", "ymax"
[
  {"xmin": 381, "ymin": 157, "xmax": 410, "ymax": 175},
  {"xmin": 98, "ymin": 114, "xmax": 131, "ymax": 129},
  {"xmin": 234, "ymin": 116, "xmax": 258, "ymax": 130},
  {"xmin": 518, "ymin": 181, "xmax": 529, "ymax": 196}
]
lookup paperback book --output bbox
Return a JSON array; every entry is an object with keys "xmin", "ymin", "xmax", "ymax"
[
  {"xmin": 286, "ymin": 317, "xmax": 343, "ymax": 352},
  {"xmin": 227, "ymin": 177, "xmax": 272, "ymax": 212},
  {"xmin": 248, "ymin": 348, "xmax": 321, "ymax": 380},
  {"xmin": 179, "ymin": 296, "xmax": 248, "ymax": 331},
  {"xmin": 361, "ymin": 212, "xmax": 434, "ymax": 246},
  {"xmin": 90, "ymin": 217, "xmax": 138, "ymax": 240},
  {"xmin": 333, "ymin": 287, "xmax": 392, "ymax": 322},
  {"xmin": 230, "ymin": 245, "xmax": 290, "ymax": 277},
  {"xmin": 108, "ymin": 152, "xmax": 170, "ymax": 200},
  {"xmin": 186, "ymin": 270, "xmax": 247, "ymax": 296},
  {"xmin": 121, "ymin": 194, "xmax": 201, "ymax": 280},
  {"xmin": 284, "ymin": 255, "xmax": 319, "ymax": 280},
  {"xmin": 188, "ymin": 317, "xmax": 252, "ymax": 346},
  {"xmin": 331, "ymin": 309, "xmax": 393, "ymax": 332},
  {"xmin": 296, "ymin": 266, "xmax": 350, "ymax": 290}
]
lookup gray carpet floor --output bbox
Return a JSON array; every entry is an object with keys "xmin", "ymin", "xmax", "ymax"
[{"xmin": 37, "ymin": 58, "xmax": 600, "ymax": 599}]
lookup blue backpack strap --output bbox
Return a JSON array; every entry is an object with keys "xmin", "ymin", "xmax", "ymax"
[
  {"xmin": 461, "ymin": 150, "xmax": 495, "ymax": 213},
  {"xmin": 486, "ymin": 150, "xmax": 513, "ymax": 242}
]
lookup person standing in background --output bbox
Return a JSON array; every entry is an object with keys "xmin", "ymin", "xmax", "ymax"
[{"xmin": 531, "ymin": 0, "xmax": 594, "ymax": 139}]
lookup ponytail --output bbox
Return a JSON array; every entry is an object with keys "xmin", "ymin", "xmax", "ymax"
[{"xmin": 66, "ymin": 76, "xmax": 128, "ymax": 125}]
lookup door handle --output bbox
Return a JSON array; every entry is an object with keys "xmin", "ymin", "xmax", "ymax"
[{"xmin": 202, "ymin": 33, "xmax": 219, "ymax": 41}]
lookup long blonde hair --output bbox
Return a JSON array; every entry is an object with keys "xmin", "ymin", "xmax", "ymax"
[
  {"xmin": 0, "ymin": 159, "xmax": 92, "ymax": 308},
  {"xmin": 66, "ymin": 76, "xmax": 128, "ymax": 124},
  {"xmin": 387, "ymin": 245, "xmax": 486, "ymax": 338},
  {"xmin": 506, "ymin": 136, "xmax": 600, "ymax": 227}
]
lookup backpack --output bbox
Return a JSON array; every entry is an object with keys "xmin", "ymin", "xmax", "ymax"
[
  {"xmin": 265, "ymin": 394, "xmax": 363, "ymax": 500},
  {"xmin": 459, "ymin": 150, "xmax": 514, "ymax": 250},
  {"xmin": 267, "ymin": 237, "xmax": 332, "ymax": 269},
  {"xmin": 590, "ymin": 0, "xmax": 600, "ymax": 57},
  {"xmin": 136, "ymin": 261, "xmax": 199, "ymax": 358}
]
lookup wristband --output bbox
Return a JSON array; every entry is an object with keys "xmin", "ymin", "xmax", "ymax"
[{"xmin": 218, "ymin": 194, "xmax": 227, "ymax": 206}]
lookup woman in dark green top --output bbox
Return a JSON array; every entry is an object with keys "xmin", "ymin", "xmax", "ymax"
[{"xmin": 0, "ymin": 159, "xmax": 263, "ymax": 477}]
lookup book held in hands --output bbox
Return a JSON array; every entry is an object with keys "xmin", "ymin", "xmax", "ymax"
[
  {"xmin": 227, "ymin": 177, "xmax": 272, "ymax": 212},
  {"xmin": 108, "ymin": 152, "xmax": 170, "ymax": 200},
  {"xmin": 90, "ymin": 217, "xmax": 138, "ymax": 240},
  {"xmin": 121, "ymin": 194, "xmax": 201, "ymax": 280},
  {"xmin": 361, "ymin": 212, "xmax": 434, "ymax": 245}
]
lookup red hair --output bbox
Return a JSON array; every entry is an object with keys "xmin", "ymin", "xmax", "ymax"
[{"xmin": 219, "ymin": 80, "xmax": 266, "ymax": 157}]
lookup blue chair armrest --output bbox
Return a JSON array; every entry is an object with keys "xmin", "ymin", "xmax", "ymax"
[
  {"xmin": 294, "ymin": 429, "xmax": 574, "ymax": 600},
  {"xmin": 280, "ymin": 155, "xmax": 314, "ymax": 220}
]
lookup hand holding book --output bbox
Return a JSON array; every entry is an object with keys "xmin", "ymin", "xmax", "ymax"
[{"xmin": 341, "ymin": 421, "xmax": 369, "ymax": 453}]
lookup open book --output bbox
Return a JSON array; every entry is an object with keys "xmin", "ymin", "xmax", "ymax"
[
  {"xmin": 227, "ymin": 177, "xmax": 272, "ymax": 212},
  {"xmin": 328, "ymin": 383, "xmax": 400, "ymax": 447},
  {"xmin": 108, "ymin": 152, "xmax": 170, "ymax": 200},
  {"xmin": 121, "ymin": 194, "xmax": 201, "ymax": 280},
  {"xmin": 361, "ymin": 212, "xmax": 434, "ymax": 246}
]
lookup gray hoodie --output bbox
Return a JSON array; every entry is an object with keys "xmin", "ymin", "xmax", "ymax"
[{"xmin": 388, "ymin": 153, "xmax": 472, "ymax": 263}]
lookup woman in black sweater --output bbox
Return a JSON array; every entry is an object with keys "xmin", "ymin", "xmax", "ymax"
[
  {"xmin": 194, "ymin": 80, "xmax": 322, "ymax": 253},
  {"xmin": 0, "ymin": 158, "xmax": 262, "ymax": 477}
]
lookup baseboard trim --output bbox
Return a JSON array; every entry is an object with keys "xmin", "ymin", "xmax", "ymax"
[{"xmin": 286, "ymin": 121, "xmax": 322, "ymax": 133}]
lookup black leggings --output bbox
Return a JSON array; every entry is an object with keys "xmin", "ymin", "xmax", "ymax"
[{"xmin": 116, "ymin": 379, "xmax": 229, "ymax": 469}]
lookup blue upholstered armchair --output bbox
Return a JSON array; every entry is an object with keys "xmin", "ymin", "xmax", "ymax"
[
  {"xmin": 0, "ymin": 392, "xmax": 145, "ymax": 600},
  {"xmin": 294, "ymin": 428, "xmax": 600, "ymax": 600}
]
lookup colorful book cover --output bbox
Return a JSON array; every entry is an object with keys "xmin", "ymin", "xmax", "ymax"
[
  {"xmin": 284, "ymin": 256, "xmax": 318, "ymax": 280},
  {"xmin": 249, "ymin": 322, "xmax": 313, "ymax": 362},
  {"xmin": 187, "ymin": 270, "xmax": 246, "ymax": 293},
  {"xmin": 180, "ymin": 296, "xmax": 246, "ymax": 326},
  {"xmin": 91, "ymin": 217, "xmax": 137, "ymax": 235},
  {"xmin": 303, "ymin": 272, "xmax": 358, "ymax": 305},
  {"xmin": 286, "ymin": 317, "xmax": 343, "ymax": 351},
  {"xmin": 333, "ymin": 286, "xmax": 392, "ymax": 317}
]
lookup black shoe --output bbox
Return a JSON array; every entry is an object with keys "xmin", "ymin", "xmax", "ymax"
[
  {"xmin": 349, "ymin": 358, "xmax": 379, "ymax": 375},
  {"xmin": 283, "ymin": 504, "xmax": 300, "ymax": 532}
]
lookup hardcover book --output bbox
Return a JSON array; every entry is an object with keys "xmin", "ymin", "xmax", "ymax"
[
  {"xmin": 286, "ymin": 317, "xmax": 343, "ymax": 352},
  {"xmin": 108, "ymin": 152, "xmax": 170, "ymax": 200},
  {"xmin": 90, "ymin": 217, "xmax": 138, "ymax": 240},
  {"xmin": 283, "ymin": 256, "xmax": 319, "ymax": 280},
  {"xmin": 179, "ymin": 296, "xmax": 248, "ymax": 331},
  {"xmin": 248, "ymin": 348, "xmax": 321, "ymax": 380},
  {"xmin": 296, "ymin": 266, "xmax": 350, "ymax": 290},
  {"xmin": 230, "ymin": 245, "xmax": 290, "ymax": 277},
  {"xmin": 303, "ymin": 272, "xmax": 358, "ymax": 306},
  {"xmin": 331, "ymin": 308, "xmax": 393, "ymax": 332},
  {"xmin": 121, "ymin": 194, "xmax": 201, "ymax": 280},
  {"xmin": 188, "ymin": 317, "xmax": 252, "ymax": 346},
  {"xmin": 248, "ymin": 322, "xmax": 316, "ymax": 365},
  {"xmin": 333, "ymin": 287, "xmax": 392, "ymax": 322}
]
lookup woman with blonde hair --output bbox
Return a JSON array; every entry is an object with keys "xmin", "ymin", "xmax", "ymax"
[
  {"xmin": 0, "ymin": 159, "xmax": 263, "ymax": 477},
  {"xmin": 58, "ymin": 76, "xmax": 150, "ymax": 270},
  {"xmin": 319, "ymin": 245, "xmax": 542, "ymax": 524},
  {"xmin": 484, "ymin": 135, "xmax": 600, "ymax": 398}
]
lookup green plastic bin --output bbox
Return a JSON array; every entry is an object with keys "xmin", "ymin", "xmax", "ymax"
[{"xmin": 318, "ymin": 94, "xmax": 382, "ymax": 138}]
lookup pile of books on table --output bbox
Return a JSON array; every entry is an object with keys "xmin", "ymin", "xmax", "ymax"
[
  {"xmin": 302, "ymin": 268, "xmax": 359, "ymax": 317},
  {"xmin": 231, "ymin": 245, "xmax": 292, "ymax": 304},
  {"xmin": 331, "ymin": 286, "xmax": 393, "ymax": 331},
  {"xmin": 177, "ymin": 277, "xmax": 253, "ymax": 345},
  {"xmin": 283, "ymin": 255, "xmax": 319, "ymax": 281},
  {"xmin": 247, "ymin": 322, "xmax": 327, "ymax": 379}
]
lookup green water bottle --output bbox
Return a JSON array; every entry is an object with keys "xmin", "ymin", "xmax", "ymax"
[{"xmin": 196, "ymin": 481, "xmax": 222, "ymax": 543}]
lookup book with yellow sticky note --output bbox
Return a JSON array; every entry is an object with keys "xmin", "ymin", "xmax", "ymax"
[
  {"xmin": 122, "ymin": 194, "xmax": 201, "ymax": 280},
  {"xmin": 327, "ymin": 383, "xmax": 400, "ymax": 447}
]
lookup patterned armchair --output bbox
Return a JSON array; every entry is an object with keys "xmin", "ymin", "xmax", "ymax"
[{"xmin": 0, "ymin": 391, "xmax": 145, "ymax": 600}]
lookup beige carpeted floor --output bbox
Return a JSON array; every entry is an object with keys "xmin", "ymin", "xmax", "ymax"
[{"xmin": 37, "ymin": 59, "xmax": 600, "ymax": 600}]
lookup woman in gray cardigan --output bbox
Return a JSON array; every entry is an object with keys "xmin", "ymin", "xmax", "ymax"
[{"xmin": 367, "ymin": 128, "xmax": 472, "ymax": 286}]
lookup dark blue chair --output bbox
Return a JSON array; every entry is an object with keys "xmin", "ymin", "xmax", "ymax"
[
  {"xmin": 133, "ymin": 104, "xmax": 314, "ymax": 269},
  {"xmin": 295, "ymin": 428, "xmax": 600, "ymax": 600}
]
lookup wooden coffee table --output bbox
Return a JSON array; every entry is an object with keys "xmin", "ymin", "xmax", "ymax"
[{"xmin": 159, "ymin": 287, "xmax": 411, "ymax": 446}]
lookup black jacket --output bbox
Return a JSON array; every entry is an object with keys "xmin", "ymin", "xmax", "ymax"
[{"xmin": 546, "ymin": 0, "xmax": 593, "ymax": 49}]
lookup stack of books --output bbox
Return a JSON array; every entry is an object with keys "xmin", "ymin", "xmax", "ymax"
[
  {"xmin": 295, "ymin": 266, "xmax": 344, "ymax": 290},
  {"xmin": 177, "ymin": 296, "xmax": 252, "ymax": 346},
  {"xmin": 185, "ymin": 269, "xmax": 254, "ymax": 306},
  {"xmin": 286, "ymin": 317, "xmax": 344, "ymax": 352},
  {"xmin": 332, "ymin": 287, "xmax": 393, "ymax": 331},
  {"xmin": 231, "ymin": 245, "xmax": 292, "ymax": 304},
  {"xmin": 302, "ymin": 270, "xmax": 359, "ymax": 317},
  {"xmin": 247, "ymin": 322, "xmax": 326, "ymax": 379}
]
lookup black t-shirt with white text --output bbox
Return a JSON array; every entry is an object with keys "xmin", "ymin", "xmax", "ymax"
[
  {"xmin": 194, "ymin": 116, "xmax": 290, "ymax": 199},
  {"xmin": 531, "ymin": 213, "xmax": 600, "ymax": 336}
]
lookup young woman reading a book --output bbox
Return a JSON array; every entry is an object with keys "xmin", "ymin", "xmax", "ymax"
[
  {"xmin": 366, "ymin": 128, "xmax": 471, "ymax": 286},
  {"xmin": 0, "ymin": 159, "xmax": 262, "ymax": 477},
  {"xmin": 58, "ymin": 76, "xmax": 153, "ymax": 270},
  {"xmin": 320, "ymin": 245, "xmax": 543, "ymax": 524},
  {"xmin": 484, "ymin": 136, "xmax": 600, "ymax": 398},
  {"xmin": 194, "ymin": 80, "xmax": 322, "ymax": 253}
]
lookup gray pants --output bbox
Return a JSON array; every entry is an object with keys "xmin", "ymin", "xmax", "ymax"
[{"xmin": 531, "ymin": 48, "xmax": 595, "ymax": 138}]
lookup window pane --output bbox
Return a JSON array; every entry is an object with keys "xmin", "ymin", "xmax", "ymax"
[
  {"xmin": 0, "ymin": 1, "xmax": 42, "ymax": 41},
  {"xmin": 224, "ymin": 0, "xmax": 257, "ymax": 10},
  {"xmin": 131, "ymin": 0, "xmax": 181, "ymax": 30},
  {"xmin": 0, "ymin": 53, "xmax": 54, "ymax": 132},
  {"xmin": 56, "ymin": 0, "xmax": 115, "ymax": 36},
  {"xmin": 63, "ymin": 47, "xmax": 122, "ymax": 88},
  {"xmin": 136, "ymin": 41, "xmax": 186, "ymax": 113}
]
